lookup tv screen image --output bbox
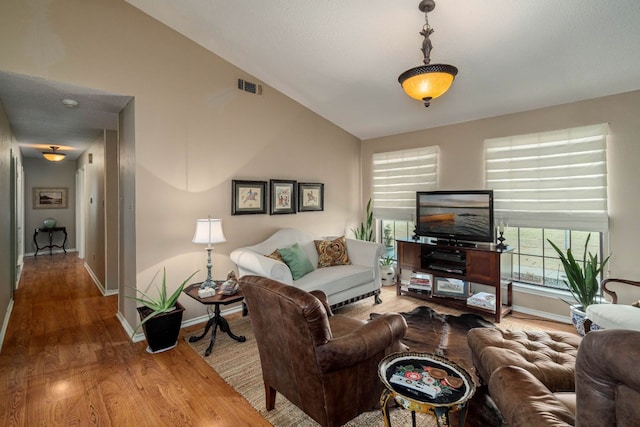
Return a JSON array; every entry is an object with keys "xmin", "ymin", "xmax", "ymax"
[{"xmin": 416, "ymin": 190, "xmax": 494, "ymax": 244}]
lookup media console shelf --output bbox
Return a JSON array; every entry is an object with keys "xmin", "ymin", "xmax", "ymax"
[{"xmin": 396, "ymin": 239, "xmax": 513, "ymax": 322}]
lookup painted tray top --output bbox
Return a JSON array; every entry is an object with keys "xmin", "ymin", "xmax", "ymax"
[{"xmin": 378, "ymin": 352, "xmax": 475, "ymax": 407}]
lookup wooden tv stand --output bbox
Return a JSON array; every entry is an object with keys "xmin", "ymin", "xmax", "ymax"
[{"xmin": 396, "ymin": 239, "xmax": 513, "ymax": 323}]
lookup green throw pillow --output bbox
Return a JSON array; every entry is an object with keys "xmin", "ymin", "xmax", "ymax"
[{"xmin": 277, "ymin": 243, "xmax": 314, "ymax": 280}]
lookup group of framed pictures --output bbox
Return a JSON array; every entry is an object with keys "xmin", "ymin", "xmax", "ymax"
[{"xmin": 232, "ymin": 179, "xmax": 324, "ymax": 215}]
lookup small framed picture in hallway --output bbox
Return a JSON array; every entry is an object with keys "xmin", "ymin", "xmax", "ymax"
[{"xmin": 33, "ymin": 187, "xmax": 68, "ymax": 209}]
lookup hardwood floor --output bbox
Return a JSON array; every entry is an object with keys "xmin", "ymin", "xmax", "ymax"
[
  {"xmin": 1, "ymin": 254, "xmax": 576, "ymax": 426},
  {"xmin": 0, "ymin": 254, "xmax": 269, "ymax": 426}
]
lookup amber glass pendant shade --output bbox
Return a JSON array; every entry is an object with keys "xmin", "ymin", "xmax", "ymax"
[
  {"xmin": 399, "ymin": 64, "xmax": 458, "ymax": 103},
  {"xmin": 42, "ymin": 146, "xmax": 66, "ymax": 162}
]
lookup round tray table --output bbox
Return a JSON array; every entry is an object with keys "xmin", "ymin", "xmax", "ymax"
[{"xmin": 378, "ymin": 352, "xmax": 476, "ymax": 427}]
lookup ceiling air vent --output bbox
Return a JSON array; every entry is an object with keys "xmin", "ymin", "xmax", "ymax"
[{"xmin": 237, "ymin": 78, "xmax": 263, "ymax": 95}]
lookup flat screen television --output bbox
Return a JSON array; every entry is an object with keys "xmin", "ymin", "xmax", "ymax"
[{"xmin": 415, "ymin": 190, "xmax": 494, "ymax": 245}]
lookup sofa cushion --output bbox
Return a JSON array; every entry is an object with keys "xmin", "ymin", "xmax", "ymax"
[
  {"xmin": 586, "ymin": 304, "xmax": 640, "ymax": 330},
  {"xmin": 468, "ymin": 328, "xmax": 580, "ymax": 392},
  {"xmin": 294, "ymin": 264, "xmax": 373, "ymax": 296},
  {"xmin": 278, "ymin": 243, "xmax": 315, "ymax": 280},
  {"xmin": 265, "ymin": 249, "xmax": 284, "ymax": 263},
  {"xmin": 314, "ymin": 236, "xmax": 351, "ymax": 268}
]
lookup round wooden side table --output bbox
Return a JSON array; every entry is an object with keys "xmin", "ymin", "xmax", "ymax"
[
  {"xmin": 378, "ymin": 352, "xmax": 476, "ymax": 427},
  {"xmin": 183, "ymin": 283, "xmax": 246, "ymax": 356}
]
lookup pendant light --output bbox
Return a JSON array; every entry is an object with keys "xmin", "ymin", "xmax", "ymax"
[
  {"xmin": 42, "ymin": 146, "xmax": 66, "ymax": 162},
  {"xmin": 398, "ymin": 0, "xmax": 458, "ymax": 107}
]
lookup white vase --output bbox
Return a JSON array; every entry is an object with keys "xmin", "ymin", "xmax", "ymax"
[
  {"xmin": 380, "ymin": 265, "xmax": 395, "ymax": 286},
  {"xmin": 570, "ymin": 304, "xmax": 587, "ymax": 336}
]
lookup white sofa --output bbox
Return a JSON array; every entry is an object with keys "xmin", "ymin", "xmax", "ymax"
[{"xmin": 230, "ymin": 228, "xmax": 384, "ymax": 308}]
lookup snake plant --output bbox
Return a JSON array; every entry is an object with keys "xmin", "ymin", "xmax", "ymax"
[{"xmin": 547, "ymin": 234, "xmax": 610, "ymax": 309}]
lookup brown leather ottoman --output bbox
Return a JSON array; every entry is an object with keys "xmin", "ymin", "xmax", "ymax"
[{"xmin": 467, "ymin": 328, "xmax": 581, "ymax": 392}]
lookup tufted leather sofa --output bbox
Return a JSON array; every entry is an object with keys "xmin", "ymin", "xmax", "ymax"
[
  {"xmin": 488, "ymin": 329, "xmax": 640, "ymax": 426},
  {"xmin": 467, "ymin": 328, "xmax": 581, "ymax": 391},
  {"xmin": 239, "ymin": 275, "xmax": 408, "ymax": 427}
]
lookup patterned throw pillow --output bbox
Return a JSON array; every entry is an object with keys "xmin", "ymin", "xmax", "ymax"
[
  {"xmin": 265, "ymin": 250, "xmax": 284, "ymax": 263},
  {"xmin": 314, "ymin": 236, "xmax": 351, "ymax": 268}
]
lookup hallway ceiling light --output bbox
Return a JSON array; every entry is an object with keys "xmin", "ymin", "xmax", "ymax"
[
  {"xmin": 398, "ymin": 0, "xmax": 458, "ymax": 107},
  {"xmin": 42, "ymin": 146, "xmax": 66, "ymax": 162}
]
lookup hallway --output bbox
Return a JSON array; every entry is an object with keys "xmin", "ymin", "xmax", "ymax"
[{"xmin": 0, "ymin": 254, "xmax": 268, "ymax": 426}]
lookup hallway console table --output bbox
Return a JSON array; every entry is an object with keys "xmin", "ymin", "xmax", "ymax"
[{"xmin": 33, "ymin": 226, "xmax": 67, "ymax": 256}]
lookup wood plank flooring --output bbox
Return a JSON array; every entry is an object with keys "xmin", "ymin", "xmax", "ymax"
[
  {"xmin": 1, "ymin": 254, "xmax": 576, "ymax": 426},
  {"xmin": 0, "ymin": 254, "xmax": 269, "ymax": 426}
]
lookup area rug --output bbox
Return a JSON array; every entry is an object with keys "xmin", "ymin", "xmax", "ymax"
[
  {"xmin": 187, "ymin": 293, "xmax": 506, "ymax": 426},
  {"xmin": 372, "ymin": 306, "xmax": 503, "ymax": 427},
  {"xmin": 371, "ymin": 305, "xmax": 495, "ymax": 372}
]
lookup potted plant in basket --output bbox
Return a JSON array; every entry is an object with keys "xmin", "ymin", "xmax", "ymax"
[
  {"xmin": 129, "ymin": 268, "xmax": 198, "ymax": 353},
  {"xmin": 547, "ymin": 234, "xmax": 610, "ymax": 336}
]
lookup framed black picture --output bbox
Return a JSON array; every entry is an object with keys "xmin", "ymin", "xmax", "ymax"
[
  {"xmin": 232, "ymin": 180, "xmax": 267, "ymax": 215},
  {"xmin": 269, "ymin": 179, "xmax": 297, "ymax": 215},
  {"xmin": 33, "ymin": 187, "xmax": 68, "ymax": 209},
  {"xmin": 298, "ymin": 183, "xmax": 324, "ymax": 212}
]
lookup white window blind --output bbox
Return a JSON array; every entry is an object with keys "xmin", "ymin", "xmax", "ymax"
[
  {"xmin": 372, "ymin": 146, "xmax": 439, "ymax": 221},
  {"xmin": 485, "ymin": 124, "xmax": 608, "ymax": 232}
]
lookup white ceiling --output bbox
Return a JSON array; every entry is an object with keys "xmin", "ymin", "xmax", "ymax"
[
  {"xmin": 0, "ymin": 71, "xmax": 131, "ymax": 160},
  {"xmin": 3, "ymin": 1, "xmax": 640, "ymax": 161},
  {"xmin": 125, "ymin": 0, "xmax": 640, "ymax": 140}
]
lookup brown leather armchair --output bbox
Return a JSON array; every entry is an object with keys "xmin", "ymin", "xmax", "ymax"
[
  {"xmin": 239, "ymin": 275, "xmax": 408, "ymax": 427},
  {"xmin": 488, "ymin": 329, "xmax": 640, "ymax": 426}
]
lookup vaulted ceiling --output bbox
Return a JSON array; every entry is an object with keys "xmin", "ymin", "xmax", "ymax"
[
  {"xmin": 3, "ymin": 1, "xmax": 640, "ymax": 161},
  {"xmin": 126, "ymin": 0, "xmax": 640, "ymax": 139}
]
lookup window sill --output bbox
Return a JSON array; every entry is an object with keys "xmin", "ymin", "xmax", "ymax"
[
  {"xmin": 512, "ymin": 281, "xmax": 605, "ymax": 304},
  {"xmin": 512, "ymin": 282, "xmax": 573, "ymax": 300}
]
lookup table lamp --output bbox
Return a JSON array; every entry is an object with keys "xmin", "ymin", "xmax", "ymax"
[{"xmin": 192, "ymin": 217, "xmax": 226, "ymax": 291}]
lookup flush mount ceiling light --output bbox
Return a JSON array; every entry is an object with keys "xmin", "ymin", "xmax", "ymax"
[
  {"xmin": 42, "ymin": 146, "xmax": 66, "ymax": 162},
  {"xmin": 61, "ymin": 98, "xmax": 79, "ymax": 108},
  {"xmin": 398, "ymin": 0, "xmax": 458, "ymax": 107}
]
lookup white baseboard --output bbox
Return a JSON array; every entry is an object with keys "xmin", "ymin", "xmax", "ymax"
[
  {"xmin": 25, "ymin": 248, "xmax": 77, "ymax": 257},
  {"xmin": 116, "ymin": 311, "xmax": 143, "ymax": 343},
  {"xmin": 0, "ymin": 298, "xmax": 15, "ymax": 353},
  {"xmin": 121, "ymin": 305, "xmax": 244, "ymax": 344},
  {"xmin": 83, "ymin": 262, "xmax": 106, "ymax": 295},
  {"xmin": 181, "ymin": 305, "xmax": 244, "ymax": 329}
]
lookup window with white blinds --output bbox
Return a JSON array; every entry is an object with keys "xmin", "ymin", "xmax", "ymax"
[
  {"xmin": 485, "ymin": 123, "xmax": 609, "ymax": 232},
  {"xmin": 372, "ymin": 146, "xmax": 439, "ymax": 221}
]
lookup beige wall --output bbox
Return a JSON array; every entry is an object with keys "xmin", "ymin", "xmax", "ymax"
[
  {"xmin": 0, "ymin": 0, "xmax": 362, "ymax": 328},
  {"xmin": 363, "ymin": 90, "xmax": 640, "ymax": 313},
  {"xmin": 0, "ymin": 103, "xmax": 14, "ymax": 342},
  {"xmin": 77, "ymin": 133, "xmax": 106, "ymax": 290},
  {"xmin": 104, "ymin": 130, "xmax": 119, "ymax": 294}
]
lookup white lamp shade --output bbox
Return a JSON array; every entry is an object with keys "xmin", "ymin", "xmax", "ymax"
[{"xmin": 192, "ymin": 218, "xmax": 226, "ymax": 245}]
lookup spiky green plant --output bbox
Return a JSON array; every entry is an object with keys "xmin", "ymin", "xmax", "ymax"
[
  {"xmin": 379, "ymin": 255, "xmax": 394, "ymax": 266},
  {"xmin": 129, "ymin": 268, "xmax": 198, "ymax": 336},
  {"xmin": 352, "ymin": 198, "xmax": 374, "ymax": 242},
  {"xmin": 383, "ymin": 224, "xmax": 394, "ymax": 247},
  {"xmin": 547, "ymin": 234, "xmax": 610, "ymax": 309}
]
